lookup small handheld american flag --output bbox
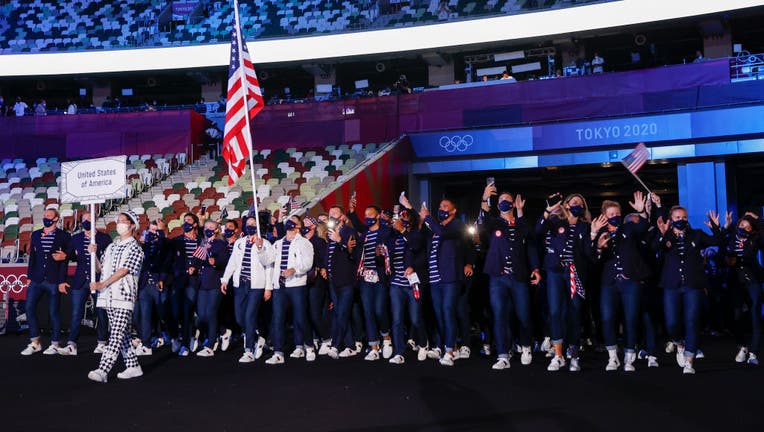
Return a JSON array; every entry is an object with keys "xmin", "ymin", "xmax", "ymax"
[
  {"xmin": 192, "ymin": 244, "xmax": 209, "ymax": 261},
  {"xmin": 289, "ymin": 195, "xmax": 299, "ymax": 213},
  {"xmin": 620, "ymin": 142, "xmax": 651, "ymax": 193}
]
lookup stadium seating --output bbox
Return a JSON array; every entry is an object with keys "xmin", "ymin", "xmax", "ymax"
[{"xmin": 0, "ymin": 0, "xmax": 606, "ymax": 54}]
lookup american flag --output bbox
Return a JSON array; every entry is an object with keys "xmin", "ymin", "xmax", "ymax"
[
  {"xmin": 192, "ymin": 243, "xmax": 209, "ymax": 261},
  {"xmin": 289, "ymin": 195, "xmax": 299, "ymax": 213},
  {"xmin": 222, "ymin": 0, "xmax": 264, "ymax": 186},
  {"xmin": 621, "ymin": 142, "xmax": 650, "ymax": 174}
]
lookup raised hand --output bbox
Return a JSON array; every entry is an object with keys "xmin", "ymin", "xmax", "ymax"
[
  {"xmin": 591, "ymin": 214, "xmax": 607, "ymax": 235},
  {"xmin": 348, "ymin": 195, "xmax": 357, "ymax": 213},
  {"xmin": 707, "ymin": 210, "xmax": 720, "ymax": 228},
  {"xmin": 744, "ymin": 211, "xmax": 759, "ymax": 219},
  {"xmin": 515, "ymin": 194, "xmax": 525, "ymax": 210},
  {"xmin": 482, "ymin": 183, "xmax": 497, "ymax": 201},
  {"xmin": 649, "ymin": 192, "xmax": 661, "ymax": 208},
  {"xmin": 725, "ymin": 211, "xmax": 733, "ymax": 229},
  {"xmin": 419, "ymin": 202, "xmax": 430, "ymax": 219},
  {"xmin": 597, "ymin": 232, "xmax": 610, "ymax": 249},
  {"xmin": 399, "ymin": 192, "xmax": 412, "ymax": 209},
  {"xmin": 629, "ymin": 191, "xmax": 647, "ymax": 213}
]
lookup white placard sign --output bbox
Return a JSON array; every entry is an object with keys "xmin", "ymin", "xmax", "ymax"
[{"xmin": 60, "ymin": 155, "xmax": 127, "ymax": 204}]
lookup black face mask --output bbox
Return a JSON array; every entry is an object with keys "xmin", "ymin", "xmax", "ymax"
[
  {"xmin": 244, "ymin": 225, "xmax": 258, "ymax": 236},
  {"xmin": 81, "ymin": 220, "xmax": 91, "ymax": 231},
  {"xmin": 300, "ymin": 227, "xmax": 311, "ymax": 236},
  {"xmin": 498, "ymin": 200, "xmax": 514, "ymax": 213},
  {"xmin": 43, "ymin": 217, "xmax": 56, "ymax": 228},
  {"xmin": 284, "ymin": 220, "xmax": 297, "ymax": 231},
  {"xmin": 568, "ymin": 205, "xmax": 584, "ymax": 217},
  {"xmin": 672, "ymin": 219, "xmax": 688, "ymax": 231},
  {"xmin": 737, "ymin": 227, "xmax": 750, "ymax": 238},
  {"xmin": 607, "ymin": 216, "xmax": 622, "ymax": 227}
]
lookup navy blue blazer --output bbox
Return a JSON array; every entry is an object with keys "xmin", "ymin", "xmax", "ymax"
[
  {"xmin": 653, "ymin": 225, "xmax": 723, "ymax": 290},
  {"xmin": 198, "ymin": 238, "xmax": 229, "ymax": 290},
  {"xmin": 536, "ymin": 216, "xmax": 592, "ymax": 279},
  {"xmin": 326, "ymin": 224, "xmax": 360, "ymax": 287},
  {"xmin": 67, "ymin": 231, "xmax": 112, "ymax": 289},
  {"xmin": 423, "ymin": 215, "xmax": 467, "ymax": 284},
  {"xmin": 170, "ymin": 234, "xmax": 203, "ymax": 287},
  {"xmin": 480, "ymin": 213, "xmax": 539, "ymax": 280},
  {"xmin": 592, "ymin": 217, "xmax": 652, "ymax": 282},
  {"xmin": 725, "ymin": 221, "xmax": 764, "ymax": 283},
  {"xmin": 140, "ymin": 236, "xmax": 172, "ymax": 282},
  {"xmin": 28, "ymin": 228, "xmax": 71, "ymax": 285}
]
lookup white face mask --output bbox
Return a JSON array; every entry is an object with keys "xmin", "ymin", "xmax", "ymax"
[{"xmin": 116, "ymin": 223, "xmax": 131, "ymax": 236}]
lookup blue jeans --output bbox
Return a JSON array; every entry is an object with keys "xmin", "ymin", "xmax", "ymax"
[
  {"xmin": 430, "ymin": 281, "xmax": 461, "ymax": 351},
  {"xmin": 489, "ymin": 275, "xmax": 532, "ymax": 357},
  {"xmin": 138, "ymin": 280, "xmax": 167, "ymax": 345},
  {"xmin": 242, "ymin": 283, "xmax": 265, "ymax": 352},
  {"xmin": 308, "ymin": 278, "xmax": 330, "ymax": 341},
  {"xmin": 329, "ymin": 282, "xmax": 354, "ymax": 350},
  {"xmin": 233, "ymin": 285, "xmax": 248, "ymax": 330},
  {"xmin": 197, "ymin": 289, "xmax": 222, "ymax": 348},
  {"xmin": 640, "ymin": 283, "xmax": 659, "ymax": 356},
  {"xmin": 359, "ymin": 280, "xmax": 390, "ymax": 346},
  {"xmin": 181, "ymin": 282, "xmax": 200, "ymax": 348},
  {"xmin": 664, "ymin": 286, "xmax": 703, "ymax": 358},
  {"xmin": 546, "ymin": 271, "xmax": 583, "ymax": 351},
  {"xmin": 390, "ymin": 284, "xmax": 424, "ymax": 356},
  {"xmin": 600, "ymin": 278, "xmax": 642, "ymax": 353},
  {"xmin": 272, "ymin": 285, "xmax": 309, "ymax": 354},
  {"xmin": 68, "ymin": 280, "xmax": 108, "ymax": 345},
  {"xmin": 25, "ymin": 280, "xmax": 61, "ymax": 343},
  {"xmin": 168, "ymin": 283, "xmax": 185, "ymax": 340},
  {"xmin": 457, "ymin": 279, "xmax": 472, "ymax": 347}
]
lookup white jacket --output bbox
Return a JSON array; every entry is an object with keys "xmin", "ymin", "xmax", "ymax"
[
  {"xmin": 272, "ymin": 233, "xmax": 314, "ymax": 289},
  {"xmin": 221, "ymin": 236, "xmax": 275, "ymax": 289},
  {"xmin": 96, "ymin": 237, "xmax": 144, "ymax": 311}
]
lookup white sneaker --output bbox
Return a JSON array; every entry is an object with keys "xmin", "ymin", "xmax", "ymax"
[
  {"xmin": 459, "ymin": 346, "xmax": 471, "ymax": 359},
  {"xmin": 306, "ymin": 348, "xmax": 316, "ymax": 362},
  {"xmin": 255, "ymin": 336, "xmax": 266, "ymax": 359},
  {"xmin": 648, "ymin": 356, "xmax": 659, "ymax": 368},
  {"xmin": 492, "ymin": 357, "xmax": 510, "ymax": 370},
  {"xmin": 748, "ymin": 353, "xmax": 759, "ymax": 365},
  {"xmin": 196, "ymin": 347, "xmax": 214, "ymax": 357},
  {"xmin": 133, "ymin": 345, "xmax": 153, "ymax": 356},
  {"xmin": 355, "ymin": 341, "xmax": 363, "ymax": 352},
  {"xmin": 220, "ymin": 329, "xmax": 232, "ymax": 352},
  {"xmin": 21, "ymin": 342, "xmax": 41, "ymax": 356},
  {"xmin": 439, "ymin": 352, "xmax": 455, "ymax": 366},
  {"xmin": 407, "ymin": 339, "xmax": 417, "ymax": 351},
  {"xmin": 117, "ymin": 366, "xmax": 143, "ymax": 380},
  {"xmin": 382, "ymin": 340, "xmax": 393, "ymax": 359},
  {"xmin": 327, "ymin": 347, "xmax": 339, "ymax": 359},
  {"xmin": 520, "ymin": 347, "xmax": 532, "ymax": 365},
  {"xmin": 238, "ymin": 351, "xmax": 255, "ymax": 363},
  {"xmin": 93, "ymin": 343, "xmax": 106, "ymax": 354},
  {"xmin": 57, "ymin": 344, "xmax": 78, "ymax": 356},
  {"xmin": 43, "ymin": 344, "xmax": 60, "ymax": 355},
  {"xmin": 569, "ymin": 357, "xmax": 581, "ymax": 372},
  {"xmin": 190, "ymin": 336, "xmax": 199, "ymax": 353},
  {"xmin": 339, "ymin": 347, "xmax": 357, "ymax": 358},
  {"xmin": 540, "ymin": 337, "xmax": 551, "ymax": 353},
  {"xmin": 624, "ymin": 352, "xmax": 636, "ymax": 372},
  {"xmin": 290, "ymin": 347, "xmax": 305, "ymax": 359},
  {"xmin": 364, "ymin": 349, "xmax": 380, "ymax": 361},
  {"xmin": 665, "ymin": 341, "xmax": 676, "ymax": 353},
  {"xmin": 682, "ymin": 363, "xmax": 695, "ymax": 374},
  {"xmin": 318, "ymin": 340, "xmax": 332, "ymax": 355},
  {"xmin": 265, "ymin": 353, "xmax": 284, "ymax": 365},
  {"xmin": 417, "ymin": 346, "xmax": 428, "ymax": 362},
  {"xmin": 676, "ymin": 347, "xmax": 686, "ymax": 367},
  {"xmin": 606, "ymin": 355, "xmax": 621, "ymax": 371},
  {"xmin": 547, "ymin": 355, "xmax": 566, "ymax": 372},
  {"xmin": 735, "ymin": 346, "xmax": 749, "ymax": 363},
  {"xmin": 87, "ymin": 369, "xmax": 108, "ymax": 383},
  {"xmin": 482, "ymin": 344, "xmax": 492, "ymax": 356},
  {"xmin": 427, "ymin": 347, "xmax": 442, "ymax": 360},
  {"xmin": 695, "ymin": 349, "xmax": 705, "ymax": 359},
  {"xmin": 389, "ymin": 354, "xmax": 405, "ymax": 365}
]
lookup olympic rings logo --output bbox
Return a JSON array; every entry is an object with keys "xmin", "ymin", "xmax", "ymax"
[
  {"xmin": 439, "ymin": 135, "xmax": 474, "ymax": 153},
  {"xmin": 0, "ymin": 274, "xmax": 29, "ymax": 294}
]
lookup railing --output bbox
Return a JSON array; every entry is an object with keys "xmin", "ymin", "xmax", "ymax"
[{"xmin": 730, "ymin": 51, "xmax": 764, "ymax": 82}]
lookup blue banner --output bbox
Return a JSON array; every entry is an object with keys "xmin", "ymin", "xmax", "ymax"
[{"xmin": 408, "ymin": 127, "xmax": 533, "ymax": 158}]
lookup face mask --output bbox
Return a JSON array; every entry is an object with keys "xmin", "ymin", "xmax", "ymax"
[
  {"xmin": 365, "ymin": 217, "xmax": 377, "ymax": 227},
  {"xmin": 300, "ymin": 227, "xmax": 311, "ymax": 236},
  {"xmin": 401, "ymin": 220, "xmax": 411, "ymax": 228},
  {"xmin": 116, "ymin": 223, "xmax": 131, "ymax": 236},
  {"xmin": 245, "ymin": 225, "xmax": 258, "ymax": 236},
  {"xmin": 284, "ymin": 220, "xmax": 297, "ymax": 231},
  {"xmin": 738, "ymin": 227, "xmax": 750, "ymax": 238},
  {"xmin": 182, "ymin": 222, "xmax": 194, "ymax": 233},
  {"xmin": 498, "ymin": 200, "xmax": 513, "ymax": 213},
  {"xmin": 43, "ymin": 217, "xmax": 55, "ymax": 228},
  {"xmin": 437, "ymin": 209, "xmax": 450, "ymax": 221},
  {"xmin": 81, "ymin": 220, "xmax": 91, "ymax": 231},
  {"xmin": 568, "ymin": 205, "xmax": 584, "ymax": 217},
  {"xmin": 607, "ymin": 216, "xmax": 622, "ymax": 227},
  {"xmin": 204, "ymin": 229, "xmax": 215, "ymax": 238},
  {"xmin": 224, "ymin": 229, "xmax": 235, "ymax": 238},
  {"xmin": 671, "ymin": 219, "xmax": 688, "ymax": 231},
  {"xmin": 380, "ymin": 218, "xmax": 390, "ymax": 227}
]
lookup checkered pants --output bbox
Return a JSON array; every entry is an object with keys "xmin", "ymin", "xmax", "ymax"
[{"xmin": 98, "ymin": 307, "xmax": 139, "ymax": 373}]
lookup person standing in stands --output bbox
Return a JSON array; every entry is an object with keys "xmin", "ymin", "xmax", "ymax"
[
  {"xmin": 537, "ymin": 193, "xmax": 593, "ymax": 372},
  {"xmin": 654, "ymin": 206, "xmax": 725, "ymax": 374},
  {"xmin": 727, "ymin": 212, "xmax": 764, "ymax": 365},
  {"xmin": 21, "ymin": 208, "xmax": 71, "ymax": 356},
  {"xmin": 133, "ymin": 220, "xmax": 171, "ymax": 356},
  {"xmin": 302, "ymin": 216, "xmax": 332, "ymax": 355},
  {"xmin": 348, "ymin": 200, "xmax": 394, "ymax": 361},
  {"xmin": 56, "ymin": 212, "xmax": 112, "ymax": 356},
  {"xmin": 590, "ymin": 193, "xmax": 651, "ymax": 372},
  {"xmin": 87, "ymin": 211, "xmax": 145, "ymax": 383},
  {"xmin": 170, "ymin": 213, "xmax": 203, "ymax": 356},
  {"xmin": 218, "ymin": 219, "xmax": 241, "ymax": 351},
  {"xmin": 420, "ymin": 198, "xmax": 468, "ymax": 366},
  {"xmin": 266, "ymin": 215, "xmax": 315, "ymax": 364},
  {"xmin": 479, "ymin": 185, "xmax": 541, "ymax": 370},
  {"xmin": 220, "ymin": 216, "xmax": 274, "ymax": 363},
  {"xmin": 194, "ymin": 220, "xmax": 229, "ymax": 357},
  {"xmin": 591, "ymin": 52, "xmax": 605, "ymax": 74},
  {"xmin": 13, "ymin": 96, "xmax": 28, "ymax": 117},
  {"xmin": 325, "ymin": 205, "xmax": 361, "ymax": 359}
]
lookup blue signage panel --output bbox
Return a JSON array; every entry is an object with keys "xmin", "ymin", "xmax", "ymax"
[
  {"xmin": 409, "ymin": 127, "xmax": 533, "ymax": 158},
  {"xmin": 691, "ymin": 105, "xmax": 764, "ymax": 139}
]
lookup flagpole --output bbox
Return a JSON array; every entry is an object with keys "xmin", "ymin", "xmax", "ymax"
[
  {"xmin": 233, "ymin": 0, "xmax": 261, "ymax": 238},
  {"xmin": 620, "ymin": 162, "xmax": 652, "ymax": 194}
]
